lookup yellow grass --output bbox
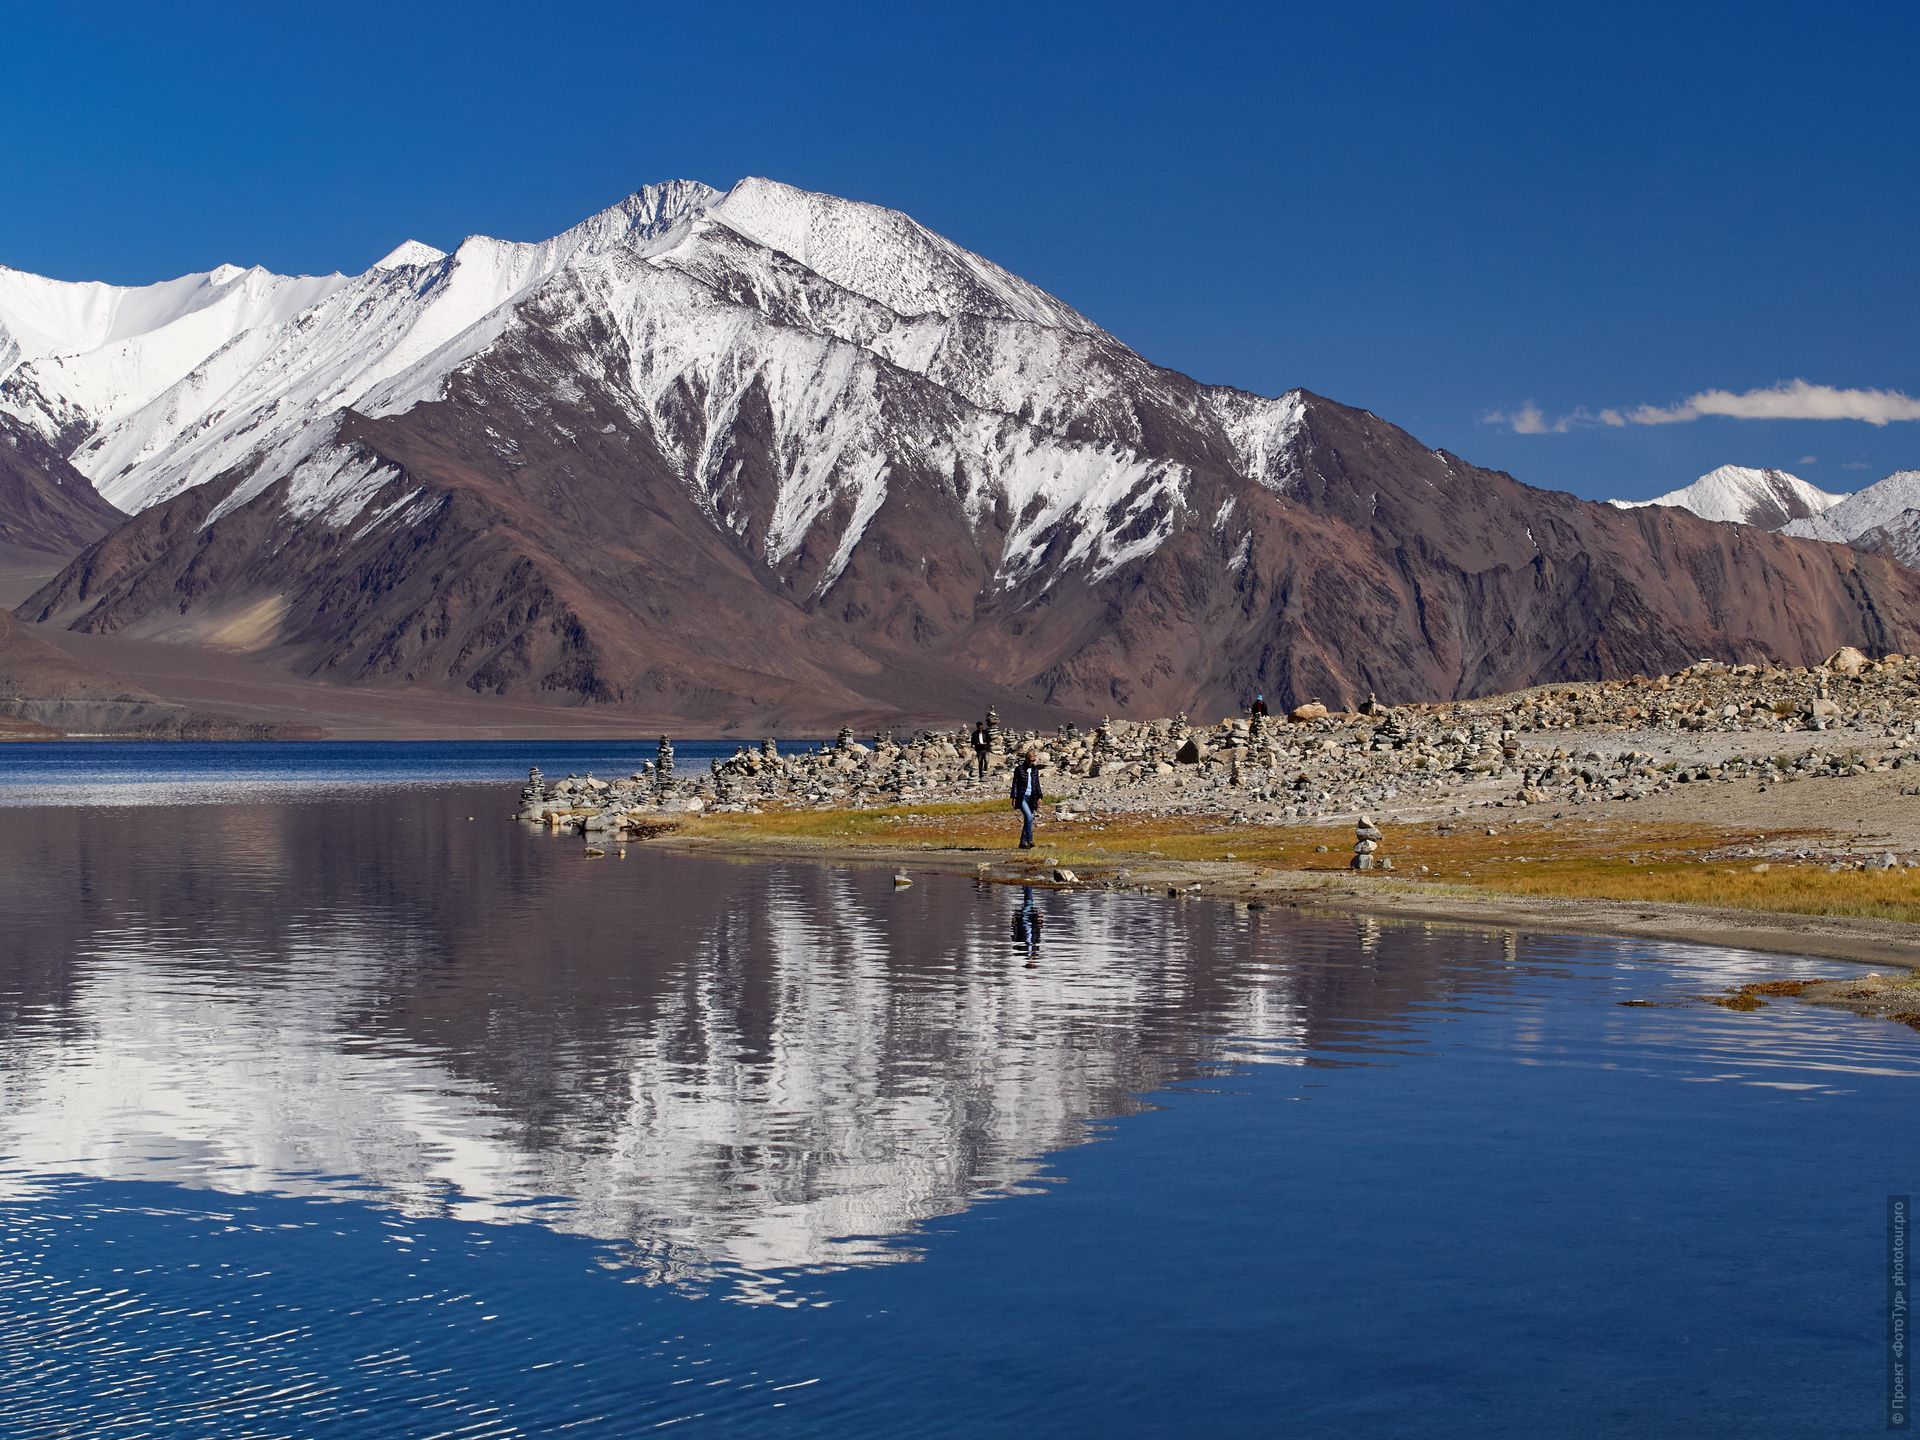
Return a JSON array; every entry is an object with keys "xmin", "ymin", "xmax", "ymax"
[
  {"xmin": 1489, "ymin": 858, "xmax": 1920, "ymax": 923},
  {"xmin": 681, "ymin": 802, "xmax": 1920, "ymax": 924}
]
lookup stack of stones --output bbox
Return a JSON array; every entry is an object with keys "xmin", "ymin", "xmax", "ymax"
[
  {"xmin": 656, "ymin": 736, "xmax": 674, "ymax": 793},
  {"xmin": 1351, "ymin": 814, "xmax": 1384, "ymax": 871},
  {"xmin": 1091, "ymin": 717, "xmax": 1114, "ymax": 775},
  {"xmin": 517, "ymin": 766, "xmax": 546, "ymax": 820}
]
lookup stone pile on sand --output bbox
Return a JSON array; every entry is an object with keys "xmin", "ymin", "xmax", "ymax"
[
  {"xmin": 1351, "ymin": 816, "xmax": 1385, "ymax": 871},
  {"xmin": 516, "ymin": 648, "xmax": 1920, "ymax": 837}
]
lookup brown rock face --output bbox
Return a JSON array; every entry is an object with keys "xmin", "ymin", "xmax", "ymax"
[
  {"xmin": 25, "ymin": 369, "xmax": 1920, "ymax": 730},
  {"xmin": 0, "ymin": 413, "xmax": 123, "ymax": 563}
]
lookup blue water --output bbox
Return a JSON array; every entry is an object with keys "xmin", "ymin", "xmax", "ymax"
[
  {"xmin": 0, "ymin": 746, "xmax": 1912, "ymax": 1436},
  {"xmin": 0, "ymin": 738, "xmax": 818, "ymax": 806}
]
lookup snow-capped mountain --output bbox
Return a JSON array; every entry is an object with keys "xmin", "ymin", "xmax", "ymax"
[
  {"xmin": 0, "ymin": 260, "xmax": 353, "ymax": 454},
  {"xmin": 1608, "ymin": 465, "xmax": 1848, "ymax": 530},
  {"xmin": 0, "ymin": 179, "xmax": 1183, "ymax": 523},
  {"xmin": 1782, "ymin": 470, "xmax": 1920, "ymax": 566},
  {"xmin": 10, "ymin": 178, "xmax": 1920, "ymax": 723}
]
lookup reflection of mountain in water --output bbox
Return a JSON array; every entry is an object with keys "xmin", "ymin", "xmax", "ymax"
[{"xmin": 0, "ymin": 788, "xmax": 1514, "ymax": 1295}]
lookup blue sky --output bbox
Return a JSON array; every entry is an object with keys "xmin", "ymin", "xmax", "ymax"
[{"xmin": 2, "ymin": 0, "xmax": 1914, "ymax": 500}]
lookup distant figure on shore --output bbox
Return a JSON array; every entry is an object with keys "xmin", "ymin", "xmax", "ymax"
[
  {"xmin": 1010, "ymin": 747, "xmax": 1043, "ymax": 849},
  {"xmin": 971, "ymin": 720, "xmax": 991, "ymax": 780},
  {"xmin": 1250, "ymin": 693, "xmax": 1268, "ymax": 719},
  {"xmin": 1013, "ymin": 885, "xmax": 1042, "ymax": 965}
]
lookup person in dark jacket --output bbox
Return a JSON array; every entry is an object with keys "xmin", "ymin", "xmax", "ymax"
[
  {"xmin": 971, "ymin": 721, "xmax": 991, "ymax": 781},
  {"xmin": 1010, "ymin": 748, "xmax": 1043, "ymax": 848},
  {"xmin": 1250, "ymin": 693, "xmax": 1269, "ymax": 719}
]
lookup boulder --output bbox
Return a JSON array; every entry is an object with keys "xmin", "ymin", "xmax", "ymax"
[
  {"xmin": 1288, "ymin": 702, "xmax": 1329, "ymax": 723},
  {"xmin": 1825, "ymin": 646, "xmax": 1869, "ymax": 677}
]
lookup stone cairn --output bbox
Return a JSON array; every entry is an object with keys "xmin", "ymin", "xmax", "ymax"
[
  {"xmin": 1351, "ymin": 814, "xmax": 1385, "ymax": 871},
  {"xmin": 655, "ymin": 735, "xmax": 674, "ymax": 794},
  {"xmin": 519, "ymin": 766, "xmax": 546, "ymax": 819},
  {"xmin": 1088, "ymin": 717, "xmax": 1113, "ymax": 776}
]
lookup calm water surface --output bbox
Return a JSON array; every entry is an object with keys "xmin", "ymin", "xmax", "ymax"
[{"xmin": 0, "ymin": 743, "xmax": 1912, "ymax": 1437}]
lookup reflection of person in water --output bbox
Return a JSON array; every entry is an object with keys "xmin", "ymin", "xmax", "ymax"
[{"xmin": 1012, "ymin": 885, "xmax": 1042, "ymax": 966}]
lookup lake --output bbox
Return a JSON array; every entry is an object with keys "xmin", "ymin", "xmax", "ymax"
[{"xmin": 0, "ymin": 743, "xmax": 1911, "ymax": 1437}]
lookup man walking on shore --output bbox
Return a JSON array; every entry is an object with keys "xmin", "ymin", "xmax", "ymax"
[
  {"xmin": 971, "ymin": 720, "xmax": 991, "ymax": 781},
  {"xmin": 1010, "ymin": 747, "xmax": 1043, "ymax": 849}
]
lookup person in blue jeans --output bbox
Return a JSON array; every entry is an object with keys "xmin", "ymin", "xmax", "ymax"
[{"xmin": 1010, "ymin": 748, "xmax": 1043, "ymax": 849}]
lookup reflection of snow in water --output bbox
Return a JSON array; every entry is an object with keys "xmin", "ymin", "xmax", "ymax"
[
  {"xmin": 5, "ymin": 819, "xmax": 1902, "ymax": 1307},
  {"xmin": 0, "ymin": 876, "xmax": 1311, "ymax": 1298}
]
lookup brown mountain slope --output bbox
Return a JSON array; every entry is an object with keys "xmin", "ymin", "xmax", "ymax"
[
  {"xmin": 23, "ymin": 365, "xmax": 1920, "ymax": 729},
  {"xmin": 0, "ymin": 413, "xmax": 124, "ymax": 564}
]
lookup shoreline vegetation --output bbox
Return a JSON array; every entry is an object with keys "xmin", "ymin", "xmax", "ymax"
[
  {"xmin": 656, "ymin": 810, "xmax": 1920, "ymax": 1029},
  {"xmin": 516, "ymin": 649, "xmax": 1920, "ymax": 1030}
]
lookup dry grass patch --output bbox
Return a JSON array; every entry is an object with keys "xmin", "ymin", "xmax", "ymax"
[
  {"xmin": 678, "ymin": 802, "xmax": 1920, "ymax": 924},
  {"xmin": 1488, "ymin": 856, "xmax": 1920, "ymax": 923}
]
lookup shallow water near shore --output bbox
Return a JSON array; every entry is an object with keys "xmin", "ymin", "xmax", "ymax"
[
  {"xmin": 0, "ymin": 746, "xmax": 1913, "ymax": 1436},
  {"xmin": 0, "ymin": 738, "xmax": 781, "ymax": 808}
]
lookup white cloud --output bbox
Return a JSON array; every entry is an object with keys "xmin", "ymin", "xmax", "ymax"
[
  {"xmin": 1797, "ymin": 454, "xmax": 1818, "ymax": 466},
  {"xmin": 1480, "ymin": 401, "xmax": 1610, "ymax": 434},
  {"xmin": 1481, "ymin": 401, "xmax": 1561, "ymax": 434},
  {"xmin": 1487, "ymin": 380, "xmax": 1920, "ymax": 434},
  {"xmin": 1630, "ymin": 380, "xmax": 1920, "ymax": 426}
]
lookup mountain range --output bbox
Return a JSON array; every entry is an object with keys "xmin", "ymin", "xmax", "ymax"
[{"xmin": 5, "ymin": 178, "xmax": 1920, "ymax": 732}]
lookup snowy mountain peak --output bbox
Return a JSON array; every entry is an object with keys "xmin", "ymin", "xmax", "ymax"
[
  {"xmin": 711, "ymin": 176, "xmax": 1100, "ymax": 333},
  {"xmin": 372, "ymin": 241, "xmax": 448, "ymax": 272},
  {"xmin": 1, "ymin": 175, "xmax": 1174, "ymax": 535},
  {"xmin": 1609, "ymin": 464, "xmax": 1847, "ymax": 530},
  {"xmin": 563, "ymin": 179, "xmax": 723, "ymax": 253},
  {"xmin": 1783, "ymin": 469, "xmax": 1920, "ymax": 547}
]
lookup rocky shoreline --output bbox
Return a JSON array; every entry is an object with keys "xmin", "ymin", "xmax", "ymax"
[
  {"xmin": 518, "ymin": 646, "xmax": 1920, "ymax": 864},
  {"xmin": 508, "ymin": 648, "xmax": 1920, "ymax": 1034}
]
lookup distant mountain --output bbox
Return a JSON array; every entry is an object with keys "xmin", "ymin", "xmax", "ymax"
[
  {"xmin": 1782, "ymin": 470, "xmax": 1920, "ymax": 568},
  {"xmin": 1609, "ymin": 465, "xmax": 1848, "ymax": 531},
  {"xmin": 10, "ymin": 179, "xmax": 1920, "ymax": 725}
]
